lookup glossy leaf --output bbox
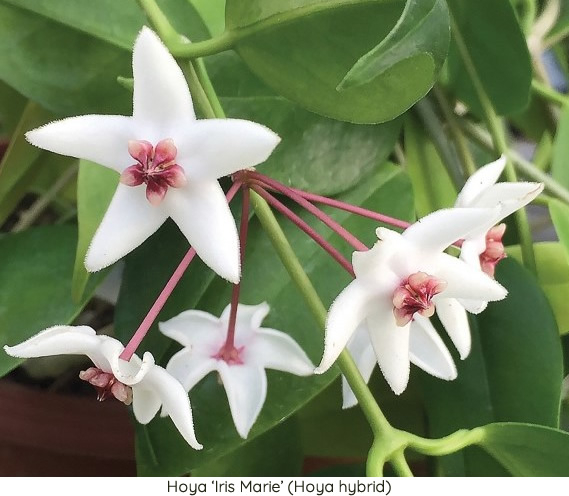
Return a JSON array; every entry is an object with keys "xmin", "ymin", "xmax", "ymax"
[
  {"xmin": 339, "ymin": 0, "xmax": 449, "ymax": 91},
  {"xmin": 0, "ymin": 81, "xmax": 26, "ymax": 136},
  {"xmin": 419, "ymin": 259, "xmax": 563, "ymax": 476},
  {"xmin": 404, "ymin": 115, "xmax": 457, "ymax": 217},
  {"xmin": 227, "ymin": 0, "xmax": 448, "ymax": 123},
  {"xmin": 508, "ymin": 242, "xmax": 569, "ymax": 335},
  {"xmin": 116, "ymin": 164, "xmax": 414, "ymax": 475},
  {"xmin": 0, "ymin": 225, "xmax": 105, "ymax": 378},
  {"xmin": 72, "ymin": 161, "xmax": 118, "ymax": 302},
  {"xmin": 447, "ymin": 0, "xmax": 532, "ymax": 116},
  {"xmin": 477, "ymin": 423, "xmax": 569, "ymax": 476}
]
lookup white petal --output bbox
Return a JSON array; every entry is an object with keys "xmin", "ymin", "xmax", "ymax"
[
  {"xmin": 85, "ymin": 184, "xmax": 168, "ymax": 272},
  {"xmin": 249, "ymin": 328, "xmax": 314, "ymax": 375},
  {"xmin": 409, "ymin": 316, "xmax": 457, "ymax": 380},
  {"xmin": 457, "ymin": 298, "xmax": 488, "ymax": 314},
  {"xmin": 455, "ymin": 155, "xmax": 506, "ymax": 207},
  {"xmin": 473, "ymin": 182, "xmax": 544, "ymax": 220},
  {"xmin": 176, "ymin": 119, "xmax": 280, "ymax": 181},
  {"xmin": 342, "ymin": 325, "xmax": 377, "ymax": 409},
  {"xmin": 315, "ymin": 280, "xmax": 376, "ymax": 374},
  {"xmin": 26, "ymin": 115, "xmax": 134, "ymax": 173},
  {"xmin": 436, "ymin": 252, "xmax": 508, "ymax": 301},
  {"xmin": 352, "ymin": 232, "xmax": 404, "ymax": 283},
  {"xmin": 435, "ymin": 298, "xmax": 472, "ymax": 358},
  {"xmin": 165, "ymin": 349, "xmax": 218, "ymax": 391},
  {"xmin": 3, "ymin": 325, "xmax": 111, "ymax": 370},
  {"xmin": 159, "ymin": 310, "xmax": 223, "ymax": 349},
  {"xmin": 163, "ymin": 180, "xmax": 240, "ymax": 283},
  {"xmin": 105, "ymin": 346, "xmax": 155, "ymax": 386},
  {"xmin": 460, "ymin": 238, "xmax": 485, "ymax": 270},
  {"xmin": 132, "ymin": 27, "xmax": 195, "ymax": 135},
  {"xmin": 217, "ymin": 362, "xmax": 267, "ymax": 439},
  {"xmin": 132, "ymin": 386, "xmax": 162, "ymax": 424},
  {"xmin": 403, "ymin": 208, "xmax": 499, "ymax": 254},
  {"xmin": 142, "ymin": 364, "xmax": 202, "ymax": 449},
  {"xmin": 220, "ymin": 302, "xmax": 270, "ymax": 331},
  {"xmin": 366, "ymin": 306, "xmax": 410, "ymax": 395}
]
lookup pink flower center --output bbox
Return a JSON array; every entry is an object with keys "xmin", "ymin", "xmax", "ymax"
[
  {"xmin": 392, "ymin": 272, "xmax": 447, "ymax": 326},
  {"xmin": 212, "ymin": 344, "xmax": 245, "ymax": 366},
  {"xmin": 120, "ymin": 138, "xmax": 187, "ymax": 206},
  {"xmin": 79, "ymin": 367, "xmax": 133, "ymax": 405},
  {"xmin": 480, "ymin": 224, "xmax": 507, "ymax": 278}
]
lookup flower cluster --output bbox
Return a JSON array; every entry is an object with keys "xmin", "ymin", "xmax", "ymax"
[{"xmin": 4, "ymin": 25, "xmax": 543, "ymax": 453}]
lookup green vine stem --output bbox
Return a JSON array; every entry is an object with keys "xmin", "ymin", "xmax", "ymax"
[
  {"xmin": 532, "ymin": 78, "xmax": 569, "ymax": 107},
  {"xmin": 450, "ymin": 15, "xmax": 537, "ymax": 275}
]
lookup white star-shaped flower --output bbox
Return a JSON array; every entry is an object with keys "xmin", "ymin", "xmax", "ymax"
[
  {"xmin": 25, "ymin": 27, "xmax": 280, "ymax": 283},
  {"xmin": 159, "ymin": 302, "xmax": 314, "ymax": 438},
  {"xmin": 4, "ymin": 326, "xmax": 202, "ymax": 450},
  {"xmin": 454, "ymin": 156, "xmax": 542, "ymax": 312},
  {"xmin": 315, "ymin": 208, "xmax": 508, "ymax": 395}
]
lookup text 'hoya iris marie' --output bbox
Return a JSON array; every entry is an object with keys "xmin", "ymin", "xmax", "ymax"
[
  {"xmin": 25, "ymin": 27, "xmax": 280, "ymax": 283},
  {"xmin": 160, "ymin": 303, "xmax": 314, "ymax": 439},
  {"xmin": 4, "ymin": 326, "xmax": 202, "ymax": 449},
  {"xmin": 316, "ymin": 208, "xmax": 508, "ymax": 395}
]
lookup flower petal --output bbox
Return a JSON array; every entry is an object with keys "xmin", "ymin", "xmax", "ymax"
[
  {"xmin": 435, "ymin": 252, "xmax": 507, "ymax": 301},
  {"xmin": 315, "ymin": 280, "xmax": 376, "ymax": 374},
  {"xmin": 455, "ymin": 155, "xmax": 506, "ymax": 207},
  {"xmin": 342, "ymin": 325, "xmax": 377, "ymax": 409},
  {"xmin": 435, "ymin": 298, "xmax": 471, "ymax": 359},
  {"xmin": 403, "ymin": 207, "xmax": 499, "ymax": 254},
  {"xmin": 176, "ymin": 119, "xmax": 280, "ymax": 181},
  {"xmin": 105, "ymin": 345, "xmax": 155, "ymax": 386},
  {"xmin": 26, "ymin": 115, "xmax": 134, "ymax": 173},
  {"xmin": 163, "ymin": 180, "xmax": 240, "ymax": 283},
  {"xmin": 142, "ymin": 364, "xmax": 202, "ymax": 449},
  {"xmin": 249, "ymin": 328, "xmax": 314, "ymax": 375},
  {"xmin": 409, "ymin": 316, "xmax": 457, "ymax": 380},
  {"xmin": 365, "ymin": 306, "xmax": 411, "ymax": 395},
  {"xmin": 165, "ymin": 349, "xmax": 218, "ymax": 391},
  {"xmin": 132, "ymin": 27, "xmax": 195, "ymax": 136},
  {"xmin": 159, "ymin": 310, "xmax": 223, "ymax": 349},
  {"xmin": 473, "ymin": 182, "xmax": 544, "ymax": 220},
  {"xmin": 220, "ymin": 302, "xmax": 270, "ymax": 333},
  {"xmin": 3, "ymin": 325, "xmax": 111, "ymax": 369},
  {"xmin": 132, "ymin": 385, "xmax": 162, "ymax": 424},
  {"xmin": 457, "ymin": 298, "xmax": 488, "ymax": 314},
  {"xmin": 85, "ymin": 184, "xmax": 168, "ymax": 272},
  {"xmin": 217, "ymin": 362, "xmax": 267, "ymax": 439}
]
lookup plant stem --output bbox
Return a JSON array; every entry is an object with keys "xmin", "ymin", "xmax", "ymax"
[
  {"xmin": 532, "ymin": 78, "xmax": 569, "ymax": 107},
  {"xmin": 120, "ymin": 182, "xmax": 242, "ymax": 361},
  {"xmin": 136, "ymin": 0, "xmax": 187, "ymax": 45},
  {"xmin": 432, "ymin": 85, "xmax": 476, "ymax": 176},
  {"xmin": 185, "ymin": 61, "xmax": 216, "ymax": 119},
  {"xmin": 451, "ymin": 15, "xmax": 537, "ymax": 275},
  {"xmin": 250, "ymin": 184, "xmax": 355, "ymax": 276},
  {"xmin": 390, "ymin": 450, "xmax": 414, "ymax": 477}
]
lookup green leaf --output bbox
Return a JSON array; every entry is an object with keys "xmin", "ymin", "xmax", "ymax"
[
  {"xmin": 477, "ymin": 423, "xmax": 569, "ymax": 476},
  {"xmin": 0, "ymin": 225, "xmax": 105, "ymax": 377},
  {"xmin": 0, "ymin": 0, "xmax": 209, "ymax": 115},
  {"xmin": 507, "ymin": 242, "xmax": 569, "ymax": 335},
  {"xmin": 447, "ymin": 0, "xmax": 532, "ymax": 116},
  {"xmin": 72, "ymin": 161, "xmax": 118, "ymax": 303},
  {"xmin": 552, "ymin": 107, "xmax": 569, "ymax": 190},
  {"xmin": 191, "ymin": 0, "xmax": 226, "ymax": 36},
  {"xmin": 116, "ymin": 164, "xmax": 414, "ymax": 475},
  {"xmin": 0, "ymin": 81, "xmax": 26, "ymax": 136},
  {"xmin": 404, "ymin": 115, "xmax": 457, "ymax": 217},
  {"xmin": 226, "ymin": 0, "xmax": 448, "ymax": 123},
  {"xmin": 339, "ymin": 0, "xmax": 449, "ymax": 91},
  {"xmin": 419, "ymin": 259, "xmax": 563, "ymax": 476},
  {"xmin": 192, "ymin": 418, "xmax": 303, "ymax": 476}
]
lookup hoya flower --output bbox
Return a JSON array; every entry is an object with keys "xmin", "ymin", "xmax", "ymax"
[
  {"xmin": 160, "ymin": 302, "xmax": 314, "ymax": 438},
  {"xmin": 4, "ymin": 326, "xmax": 202, "ymax": 450},
  {"xmin": 455, "ymin": 155, "xmax": 543, "ymax": 278},
  {"xmin": 316, "ymin": 208, "xmax": 508, "ymax": 395},
  {"xmin": 25, "ymin": 27, "xmax": 280, "ymax": 283}
]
